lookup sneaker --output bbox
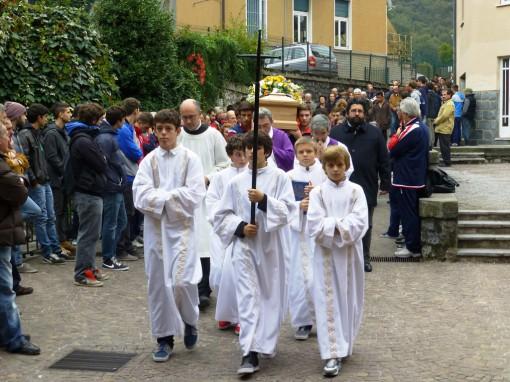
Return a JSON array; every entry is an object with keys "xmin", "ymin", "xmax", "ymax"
[
  {"xmin": 102, "ymin": 258, "xmax": 129, "ymax": 271},
  {"xmin": 131, "ymin": 239, "xmax": 143, "ymax": 248},
  {"xmin": 234, "ymin": 324, "xmax": 240, "ymax": 336},
  {"xmin": 58, "ymin": 251, "xmax": 73, "ymax": 262},
  {"xmin": 184, "ymin": 323, "xmax": 198, "ymax": 350},
  {"xmin": 117, "ymin": 253, "xmax": 138, "ymax": 262},
  {"xmin": 93, "ymin": 269, "xmax": 110, "ymax": 281},
  {"xmin": 218, "ymin": 321, "xmax": 231, "ymax": 330},
  {"xmin": 17, "ymin": 263, "xmax": 38, "ymax": 274},
  {"xmin": 237, "ymin": 352, "xmax": 259, "ymax": 375},
  {"xmin": 294, "ymin": 325, "xmax": 312, "ymax": 340},
  {"xmin": 394, "ymin": 247, "xmax": 421, "ymax": 258},
  {"xmin": 323, "ymin": 358, "xmax": 341, "ymax": 377},
  {"xmin": 42, "ymin": 253, "xmax": 65, "ymax": 265},
  {"xmin": 152, "ymin": 342, "xmax": 173, "ymax": 363},
  {"xmin": 74, "ymin": 270, "xmax": 103, "ymax": 287}
]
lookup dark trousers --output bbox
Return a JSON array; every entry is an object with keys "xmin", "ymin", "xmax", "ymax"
[
  {"xmin": 452, "ymin": 117, "xmax": 462, "ymax": 144},
  {"xmin": 437, "ymin": 133, "xmax": 451, "ymax": 165},
  {"xmin": 52, "ymin": 186, "xmax": 67, "ymax": 242},
  {"xmin": 387, "ymin": 186, "xmax": 401, "ymax": 237},
  {"xmin": 198, "ymin": 257, "xmax": 211, "ymax": 298},
  {"xmin": 395, "ymin": 188, "xmax": 421, "ymax": 253},
  {"xmin": 117, "ymin": 184, "xmax": 135, "ymax": 253},
  {"xmin": 362, "ymin": 206, "xmax": 375, "ymax": 264}
]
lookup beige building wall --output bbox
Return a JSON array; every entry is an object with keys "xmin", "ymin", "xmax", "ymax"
[
  {"xmin": 311, "ymin": 0, "xmax": 335, "ymax": 47},
  {"xmin": 175, "ymin": 0, "xmax": 221, "ymax": 30},
  {"xmin": 457, "ymin": 0, "xmax": 510, "ymax": 91},
  {"xmin": 351, "ymin": 0, "xmax": 387, "ymax": 54}
]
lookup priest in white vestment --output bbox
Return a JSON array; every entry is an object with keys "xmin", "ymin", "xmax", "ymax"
[
  {"xmin": 133, "ymin": 109, "xmax": 205, "ymax": 362},
  {"xmin": 213, "ymin": 131, "xmax": 296, "ymax": 376},
  {"xmin": 178, "ymin": 99, "xmax": 230, "ymax": 308},
  {"xmin": 307, "ymin": 145, "xmax": 368, "ymax": 377}
]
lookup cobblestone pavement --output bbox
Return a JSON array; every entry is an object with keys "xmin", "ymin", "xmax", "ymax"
[
  {"xmin": 446, "ymin": 163, "xmax": 510, "ymax": 209},
  {"xmin": 1, "ymin": 196, "xmax": 510, "ymax": 382}
]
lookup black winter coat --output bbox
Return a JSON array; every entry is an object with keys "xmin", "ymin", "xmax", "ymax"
[
  {"xmin": 16, "ymin": 124, "xmax": 49, "ymax": 185},
  {"xmin": 95, "ymin": 122, "xmax": 126, "ymax": 194},
  {"xmin": 41, "ymin": 123, "xmax": 69, "ymax": 188}
]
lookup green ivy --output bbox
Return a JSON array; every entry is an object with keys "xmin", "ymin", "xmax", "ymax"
[{"xmin": 0, "ymin": 2, "xmax": 118, "ymax": 106}]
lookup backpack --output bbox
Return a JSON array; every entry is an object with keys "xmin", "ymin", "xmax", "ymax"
[{"xmin": 428, "ymin": 167, "xmax": 459, "ymax": 193}]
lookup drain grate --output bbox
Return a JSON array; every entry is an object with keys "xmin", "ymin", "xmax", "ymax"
[
  {"xmin": 370, "ymin": 256, "xmax": 421, "ymax": 263},
  {"xmin": 49, "ymin": 350, "xmax": 136, "ymax": 372}
]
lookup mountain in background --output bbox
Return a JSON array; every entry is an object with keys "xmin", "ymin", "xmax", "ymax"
[{"xmin": 388, "ymin": 0, "xmax": 454, "ymax": 71}]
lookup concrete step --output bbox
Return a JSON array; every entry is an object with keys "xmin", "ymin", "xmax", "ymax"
[
  {"xmin": 457, "ymin": 248, "xmax": 510, "ymax": 262},
  {"xmin": 457, "ymin": 234, "xmax": 510, "ymax": 249},
  {"xmin": 458, "ymin": 210, "xmax": 510, "ymax": 221},
  {"xmin": 458, "ymin": 220, "xmax": 510, "ymax": 234},
  {"xmin": 450, "ymin": 157, "xmax": 487, "ymax": 164},
  {"xmin": 450, "ymin": 151, "xmax": 485, "ymax": 157}
]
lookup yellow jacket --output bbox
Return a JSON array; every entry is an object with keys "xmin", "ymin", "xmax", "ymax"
[{"xmin": 434, "ymin": 99, "xmax": 455, "ymax": 134}]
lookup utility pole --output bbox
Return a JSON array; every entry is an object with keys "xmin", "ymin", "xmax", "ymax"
[{"xmin": 453, "ymin": 0, "xmax": 457, "ymax": 83}]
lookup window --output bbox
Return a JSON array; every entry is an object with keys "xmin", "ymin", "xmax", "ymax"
[
  {"xmin": 246, "ymin": 0, "xmax": 267, "ymax": 36},
  {"xmin": 501, "ymin": 58, "xmax": 510, "ymax": 134},
  {"xmin": 293, "ymin": 0, "xmax": 310, "ymax": 43},
  {"xmin": 500, "ymin": 0, "xmax": 510, "ymax": 5},
  {"xmin": 334, "ymin": 0, "xmax": 350, "ymax": 49},
  {"xmin": 292, "ymin": 47, "xmax": 306, "ymax": 60}
]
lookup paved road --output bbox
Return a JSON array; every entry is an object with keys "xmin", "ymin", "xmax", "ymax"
[{"xmin": 2, "ymin": 195, "xmax": 510, "ymax": 381}]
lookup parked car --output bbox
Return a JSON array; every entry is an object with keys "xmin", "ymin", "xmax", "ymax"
[{"xmin": 264, "ymin": 44, "xmax": 338, "ymax": 77}]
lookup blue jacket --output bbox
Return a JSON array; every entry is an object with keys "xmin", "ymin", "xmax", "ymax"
[
  {"xmin": 418, "ymin": 86, "xmax": 428, "ymax": 119},
  {"xmin": 452, "ymin": 91, "xmax": 465, "ymax": 118},
  {"xmin": 389, "ymin": 118, "xmax": 429, "ymax": 189},
  {"xmin": 95, "ymin": 121, "xmax": 126, "ymax": 194},
  {"xmin": 117, "ymin": 121, "xmax": 142, "ymax": 183}
]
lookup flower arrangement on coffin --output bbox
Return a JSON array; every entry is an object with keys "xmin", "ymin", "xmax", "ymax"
[{"xmin": 247, "ymin": 75, "xmax": 303, "ymax": 103}]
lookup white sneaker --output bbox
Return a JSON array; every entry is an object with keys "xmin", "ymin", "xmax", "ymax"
[
  {"xmin": 323, "ymin": 358, "xmax": 341, "ymax": 377},
  {"xmin": 131, "ymin": 240, "xmax": 143, "ymax": 248},
  {"xmin": 394, "ymin": 247, "xmax": 421, "ymax": 258}
]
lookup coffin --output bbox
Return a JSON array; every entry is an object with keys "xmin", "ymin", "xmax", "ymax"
[{"xmin": 259, "ymin": 93, "xmax": 300, "ymax": 131}]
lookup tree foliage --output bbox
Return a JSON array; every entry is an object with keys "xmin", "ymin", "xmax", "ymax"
[
  {"xmin": 389, "ymin": 0, "xmax": 454, "ymax": 69},
  {"xmin": 0, "ymin": 1, "xmax": 118, "ymax": 106},
  {"xmin": 94, "ymin": 0, "xmax": 201, "ymax": 110}
]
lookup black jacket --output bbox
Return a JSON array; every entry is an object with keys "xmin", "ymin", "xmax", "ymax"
[
  {"xmin": 41, "ymin": 123, "xmax": 69, "ymax": 188},
  {"xmin": 68, "ymin": 123, "xmax": 107, "ymax": 197},
  {"xmin": 0, "ymin": 155, "xmax": 28, "ymax": 246},
  {"xmin": 330, "ymin": 121, "xmax": 391, "ymax": 207},
  {"xmin": 95, "ymin": 121, "xmax": 126, "ymax": 194},
  {"xmin": 16, "ymin": 123, "xmax": 49, "ymax": 185}
]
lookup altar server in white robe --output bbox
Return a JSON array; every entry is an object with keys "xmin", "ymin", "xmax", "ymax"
[
  {"xmin": 307, "ymin": 145, "xmax": 368, "ymax": 378},
  {"xmin": 178, "ymin": 99, "xmax": 230, "ymax": 309},
  {"xmin": 205, "ymin": 136, "xmax": 247, "ymax": 333},
  {"xmin": 133, "ymin": 109, "xmax": 205, "ymax": 363},
  {"xmin": 213, "ymin": 131, "xmax": 296, "ymax": 376},
  {"xmin": 286, "ymin": 137, "xmax": 326, "ymax": 341}
]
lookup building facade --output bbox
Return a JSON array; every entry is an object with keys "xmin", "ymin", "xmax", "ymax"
[
  {"xmin": 174, "ymin": 0, "xmax": 387, "ymax": 55},
  {"xmin": 456, "ymin": 0, "xmax": 510, "ymax": 143}
]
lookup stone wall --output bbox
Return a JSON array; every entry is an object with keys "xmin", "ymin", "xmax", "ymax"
[
  {"xmin": 471, "ymin": 90, "xmax": 500, "ymax": 145},
  {"xmin": 419, "ymin": 193, "xmax": 458, "ymax": 261}
]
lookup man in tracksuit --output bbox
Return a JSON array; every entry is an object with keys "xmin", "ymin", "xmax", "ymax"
[{"xmin": 387, "ymin": 98, "xmax": 429, "ymax": 258}]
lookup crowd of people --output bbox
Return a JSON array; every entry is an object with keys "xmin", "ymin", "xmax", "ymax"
[{"xmin": 0, "ymin": 76, "xmax": 472, "ymax": 377}]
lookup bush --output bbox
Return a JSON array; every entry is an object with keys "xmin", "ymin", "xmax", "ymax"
[
  {"xmin": 0, "ymin": 2, "xmax": 118, "ymax": 106},
  {"xmin": 94, "ymin": 0, "xmax": 201, "ymax": 111},
  {"xmin": 175, "ymin": 25, "xmax": 258, "ymax": 109}
]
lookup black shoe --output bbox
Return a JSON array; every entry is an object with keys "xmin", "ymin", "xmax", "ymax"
[
  {"xmin": 102, "ymin": 257, "xmax": 129, "ymax": 271},
  {"xmin": 438, "ymin": 162, "xmax": 451, "ymax": 167},
  {"xmin": 237, "ymin": 352, "xmax": 259, "ymax": 375},
  {"xmin": 9, "ymin": 340, "xmax": 41, "ymax": 356},
  {"xmin": 294, "ymin": 325, "xmax": 313, "ymax": 340},
  {"xmin": 198, "ymin": 295, "xmax": 210, "ymax": 310},
  {"xmin": 364, "ymin": 262, "xmax": 373, "ymax": 272},
  {"xmin": 184, "ymin": 323, "xmax": 198, "ymax": 350},
  {"xmin": 15, "ymin": 285, "xmax": 34, "ymax": 296}
]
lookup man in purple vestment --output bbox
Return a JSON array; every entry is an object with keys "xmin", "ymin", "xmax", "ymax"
[{"xmin": 258, "ymin": 107, "xmax": 295, "ymax": 172}]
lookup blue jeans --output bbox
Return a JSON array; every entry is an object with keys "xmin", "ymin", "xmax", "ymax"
[
  {"xmin": 0, "ymin": 246, "xmax": 24, "ymax": 351},
  {"xmin": 102, "ymin": 193, "xmax": 127, "ymax": 262},
  {"xmin": 451, "ymin": 117, "xmax": 462, "ymax": 145},
  {"xmin": 74, "ymin": 192, "xmax": 103, "ymax": 280},
  {"xmin": 12, "ymin": 197, "xmax": 42, "ymax": 266},
  {"xmin": 461, "ymin": 117, "xmax": 472, "ymax": 145},
  {"xmin": 28, "ymin": 183, "xmax": 60, "ymax": 258}
]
